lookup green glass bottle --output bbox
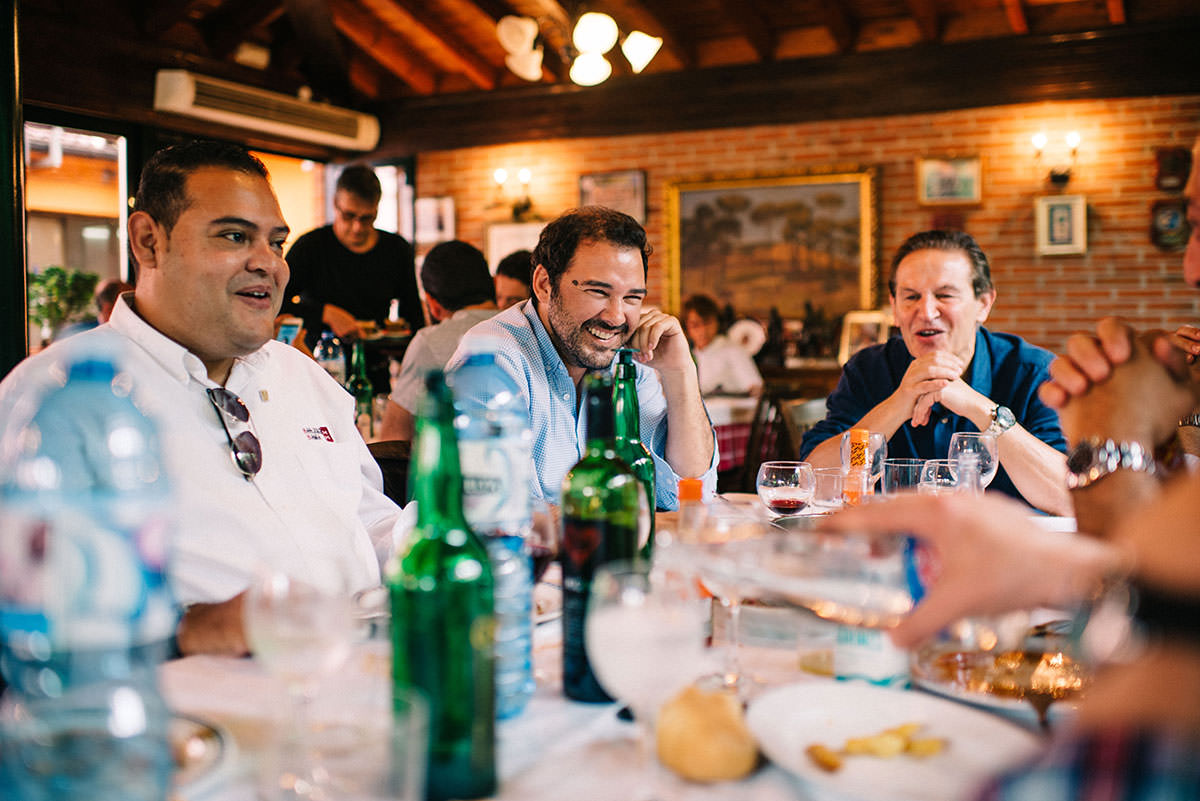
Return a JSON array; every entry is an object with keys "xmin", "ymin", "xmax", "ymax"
[
  {"xmin": 613, "ymin": 348, "xmax": 656, "ymax": 559},
  {"xmin": 347, "ymin": 339, "xmax": 375, "ymax": 440},
  {"xmin": 560, "ymin": 373, "xmax": 642, "ymax": 703},
  {"xmin": 388, "ymin": 370, "xmax": 496, "ymax": 801}
]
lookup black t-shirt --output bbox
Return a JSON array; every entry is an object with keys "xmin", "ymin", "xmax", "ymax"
[{"xmin": 282, "ymin": 225, "xmax": 425, "ymax": 347}]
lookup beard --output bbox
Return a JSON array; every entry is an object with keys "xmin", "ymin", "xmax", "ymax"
[{"xmin": 546, "ymin": 292, "xmax": 628, "ymax": 370}]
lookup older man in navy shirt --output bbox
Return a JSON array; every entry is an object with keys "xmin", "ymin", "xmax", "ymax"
[{"xmin": 801, "ymin": 230, "xmax": 1069, "ymax": 514}]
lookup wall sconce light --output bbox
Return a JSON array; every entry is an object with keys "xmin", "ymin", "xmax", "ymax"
[
  {"xmin": 497, "ymin": 12, "xmax": 662, "ymax": 87},
  {"xmin": 1033, "ymin": 130, "xmax": 1081, "ymax": 187},
  {"xmin": 491, "ymin": 167, "xmax": 535, "ymax": 221}
]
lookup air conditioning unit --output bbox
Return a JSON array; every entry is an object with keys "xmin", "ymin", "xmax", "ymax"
[{"xmin": 153, "ymin": 70, "xmax": 380, "ymax": 151}]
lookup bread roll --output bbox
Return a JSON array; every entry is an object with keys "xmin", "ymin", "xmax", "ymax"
[{"xmin": 656, "ymin": 685, "xmax": 758, "ymax": 782}]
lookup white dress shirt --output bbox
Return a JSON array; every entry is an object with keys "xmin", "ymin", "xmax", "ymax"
[
  {"xmin": 695, "ymin": 334, "xmax": 763, "ymax": 396},
  {"xmin": 0, "ymin": 297, "xmax": 409, "ymax": 604}
]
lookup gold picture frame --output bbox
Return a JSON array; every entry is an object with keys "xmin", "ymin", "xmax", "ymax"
[
  {"xmin": 837, "ymin": 309, "xmax": 892, "ymax": 365},
  {"xmin": 664, "ymin": 166, "xmax": 879, "ymax": 319}
]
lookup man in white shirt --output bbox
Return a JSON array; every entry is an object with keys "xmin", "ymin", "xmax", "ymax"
[
  {"xmin": 682, "ymin": 293, "xmax": 763, "ymax": 396},
  {"xmin": 378, "ymin": 239, "xmax": 498, "ymax": 440},
  {"xmin": 0, "ymin": 141, "xmax": 408, "ymax": 656}
]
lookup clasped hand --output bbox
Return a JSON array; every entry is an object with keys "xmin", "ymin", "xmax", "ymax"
[
  {"xmin": 894, "ymin": 352, "xmax": 982, "ymax": 427},
  {"xmin": 1038, "ymin": 317, "xmax": 1198, "ymax": 448}
]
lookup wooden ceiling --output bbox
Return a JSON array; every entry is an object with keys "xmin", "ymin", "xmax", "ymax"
[{"xmin": 18, "ymin": 0, "xmax": 1200, "ymax": 158}]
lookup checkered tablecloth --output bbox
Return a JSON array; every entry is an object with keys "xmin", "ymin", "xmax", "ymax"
[{"xmin": 716, "ymin": 422, "xmax": 752, "ymax": 471}]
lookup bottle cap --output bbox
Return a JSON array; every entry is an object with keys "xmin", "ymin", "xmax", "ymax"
[
  {"xmin": 849, "ymin": 428, "xmax": 870, "ymax": 443},
  {"xmin": 677, "ymin": 477, "xmax": 703, "ymax": 501}
]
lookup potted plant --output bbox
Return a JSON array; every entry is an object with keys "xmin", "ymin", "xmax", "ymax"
[{"xmin": 27, "ymin": 265, "xmax": 100, "ymax": 340}]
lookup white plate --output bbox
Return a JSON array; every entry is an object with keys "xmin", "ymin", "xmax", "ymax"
[
  {"xmin": 171, "ymin": 713, "xmax": 235, "ymax": 797},
  {"xmin": 746, "ymin": 681, "xmax": 1040, "ymax": 801}
]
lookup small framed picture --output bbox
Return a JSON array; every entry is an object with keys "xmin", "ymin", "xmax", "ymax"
[
  {"xmin": 916, "ymin": 156, "xmax": 982, "ymax": 206},
  {"xmin": 579, "ymin": 169, "xmax": 647, "ymax": 223},
  {"xmin": 838, "ymin": 309, "xmax": 892, "ymax": 365},
  {"xmin": 1035, "ymin": 195, "xmax": 1087, "ymax": 255}
]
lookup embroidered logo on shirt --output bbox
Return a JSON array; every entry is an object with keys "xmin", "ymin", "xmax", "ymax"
[{"xmin": 303, "ymin": 426, "xmax": 335, "ymax": 442}]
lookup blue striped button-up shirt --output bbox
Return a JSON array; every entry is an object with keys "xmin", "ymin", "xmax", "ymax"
[{"xmin": 446, "ymin": 301, "xmax": 718, "ymax": 510}]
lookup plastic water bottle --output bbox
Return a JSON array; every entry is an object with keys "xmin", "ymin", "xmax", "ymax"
[
  {"xmin": 449, "ymin": 350, "xmax": 534, "ymax": 719},
  {"xmin": 314, "ymin": 331, "xmax": 347, "ymax": 385},
  {"xmin": 0, "ymin": 338, "xmax": 176, "ymax": 801}
]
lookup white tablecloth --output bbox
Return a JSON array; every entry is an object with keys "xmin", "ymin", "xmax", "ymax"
[{"xmin": 704, "ymin": 396, "xmax": 759, "ymax": 427}]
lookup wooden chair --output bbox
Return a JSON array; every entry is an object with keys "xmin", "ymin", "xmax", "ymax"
[
  {"xmin": 367, "ymin": 439, "xmax": 411, "ymax": 506},
  {"xmin": 779, "ymin": 397, "xmax": 827, "ymax": 455},
  {"xmin": 736, "ymin": 386, "xmax": 813, "ymax": 492}
]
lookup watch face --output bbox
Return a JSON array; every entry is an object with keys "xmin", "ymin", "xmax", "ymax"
[
  {"xmin": 1066, "ymin": 443, "xmax": 1095, "ymax": 473},
  {"xmin": 996, "ymin": 406, "xmax": 1016, "ymax": 429}
]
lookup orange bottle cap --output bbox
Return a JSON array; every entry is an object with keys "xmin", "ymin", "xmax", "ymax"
[{"xmin": 677, "ymin": 477, "xmax": 703, "ymax": 501}]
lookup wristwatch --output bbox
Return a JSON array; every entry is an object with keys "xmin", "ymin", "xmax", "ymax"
[
  {"xmin": 1179, "ymin": 413, "xmax": 1200, "ymax": 428},
  {"xmin": 985, "ymin": 404, "xmax": 1016, "ymax": 436},
  {"xmin": 1065, "ymin": 437, "xmax": 1157, "ymax": 490}
]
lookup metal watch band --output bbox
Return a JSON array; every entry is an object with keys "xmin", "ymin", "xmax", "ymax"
[
  {"xmin": 1179, "ymin": 413, "xmax": 1200, "ymax": 428},
  {"xmin": 1065, "ymin": 438, "xmax": 1157, "ymax": 490}
]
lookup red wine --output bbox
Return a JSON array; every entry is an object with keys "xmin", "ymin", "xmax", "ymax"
[
  {"xmin": 529, "ymin": 544, "xmax": 555, "ymax": 583},
  {"xmin": 767, "ymin": 497, "xmax": 807, "ymax": 514}
]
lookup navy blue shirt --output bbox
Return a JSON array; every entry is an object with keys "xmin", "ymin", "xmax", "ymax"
[{"xmin": 799, "ymin": 327, "xmax": 1066, "ymax": 505}]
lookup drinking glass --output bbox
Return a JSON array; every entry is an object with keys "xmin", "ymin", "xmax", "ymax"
[
  {"xmin": 839, "ymin": 430, "xmax": 888, "ymax": 488},
  {"xmin": 918, "ymin": 459, "xmax": 957, "ymax": 495},
  {"xmin": 245, "ymin": 554, "xmax": 359, "ymax": 801},
  {"xmin": 755, "ymin": 461, "xmax": 816, "ymax": 516},
  {"xmin": 586, "ymin": 562, "xmax": 707, "ymax": 800},
  {"xmin": 882, "ymin": 458, "xmax": 925, "ymax": 495},
  {"xmin": 527, "ymin": 498, "xmax": 560, "ymax": 583},
  {"xmin": 948, "ymin": 432, "xmax": 999, "ymax": 488},
  {"xmin": 811, "ymin": 467, "xmax": 845, "ymax": 512}
]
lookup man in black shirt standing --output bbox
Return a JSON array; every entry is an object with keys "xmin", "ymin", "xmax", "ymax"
[{"xmin": 282, "ymin": 165, "xmax": 424, "ymax": 390}]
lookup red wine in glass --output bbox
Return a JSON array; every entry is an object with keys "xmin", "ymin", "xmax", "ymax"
[{"xmin": 766, "ymin": 496, "xmax": 807, "ymax": 515}]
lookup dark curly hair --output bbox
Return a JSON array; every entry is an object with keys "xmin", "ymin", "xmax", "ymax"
[
  {"xmin": 889, "ymin": 230, "xmax": 993, "ymax": 298},
  {"xmin": 134, "ymin": 141, "xmax": 269, "ymax": 233},
  {"xmin": 531, "ymin": 207, "xmax": 651, "ymax": 301}
]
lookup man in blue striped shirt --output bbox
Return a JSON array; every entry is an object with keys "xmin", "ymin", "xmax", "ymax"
[{"xmin": 449, "ymin": 207, "xmax": 718, "ymax": 509}]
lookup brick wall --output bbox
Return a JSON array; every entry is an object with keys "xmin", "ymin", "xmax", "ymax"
[{"xmin": 416, "ymin": 95, "xmax": 1200, "ymax": 353}]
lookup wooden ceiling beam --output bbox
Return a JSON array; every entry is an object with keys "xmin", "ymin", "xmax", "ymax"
[
  {"xmin": 813, "ymin": 0, "xmax": 857, "ymax": 53},
  {"xmin": 619, "ymin": 0, "xmax": 697, "ymax": 68},
  {"xmin": 201, "ymin": 0, "xmax": 285, "ymax": 60},
  {"xmin": 144, "ymin": 0, "xmax": 207, "ymax": 39},
  {"xmin": 282, "ymin": 0, "xmax": 353, "ymax": 104},
  {"xmin": 1106, "ymin": 0, "xmax": 1126, "ymax": 25},
  {"xmin": 904, "ymin": 0, "xmax": 941, "ymax": 42},
  {"xmin": 713, "ymin": 0, "xmax": 775, "ymax": 62},
  {"xmin": 1002, "ymin": 0, "xmax": 1029, "ymax": 35},
  {"xmin": 382, "ymin": 0, "xmax": 500, "ymax": 91},
  {"xmin": 328, "ymin": 0, "xmax": 437, "ymax": 95}
]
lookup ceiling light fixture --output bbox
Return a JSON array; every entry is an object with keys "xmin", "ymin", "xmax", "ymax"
[{"xmin": 497, "ymin": 11, "xmax": 662, "ymax": 86}]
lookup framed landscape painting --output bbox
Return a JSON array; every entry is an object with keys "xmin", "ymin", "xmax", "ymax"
[{"xmin": 664, "ymin": 167, "xmax": 879, "ymax": 321}]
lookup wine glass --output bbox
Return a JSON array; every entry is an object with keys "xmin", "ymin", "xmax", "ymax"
[
  {"xmin": 918, "ymin": 459, "xmax": 957, "ymax": 495},
  {"xmin": 949, "ymin": 432, "xmax": 999, "ymax": 487},
  {"xmin": 755, "ymin": 461, "xmax": 816, "ymax": 516},
  {"xmin": 585, "ymin": 561, "xmax": 707, "ymax": 800},
  {"xmin": 244, "ymin": 554, "xmax": 359, "ymax": 801}
]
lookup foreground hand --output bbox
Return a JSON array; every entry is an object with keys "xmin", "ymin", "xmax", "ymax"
[
  {"xmin": 825, "ymin": 494, "xmax": 1117, "ymax": 648},
  {"xmin": 1041, "ymin": 320, "xmax": 1194, "ymax": 446},
  {"xmin": 625, "ymin": 307, "xmax": 692, "ymax": 371},
  {"xmin": 176, "ymin": 592, "xmax": 250, "ymax": 657}
]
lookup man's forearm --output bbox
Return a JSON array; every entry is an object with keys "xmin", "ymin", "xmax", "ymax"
[
  {"xmin": 659, "ymin": 365, "xmax": 715, "ymax": 477},
  {"xmin": 995, "ymin": 428, "xmax": 1071, "ymax": 515}
]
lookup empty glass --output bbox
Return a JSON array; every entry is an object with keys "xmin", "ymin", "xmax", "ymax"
[
  {"xmin": 918, "ymin": 459, "xmax": 957, "ymax": 495},
  {"xmin": 882, "ymin": 458, "xmax": 925, "ymax": 495},
  {"xmin": 948, "ymin": 432, "xmax": 999, "ymax": 488},
  {"xmin": 811, "ymin": 467, "xmax": 845, "ymax": 512}
]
